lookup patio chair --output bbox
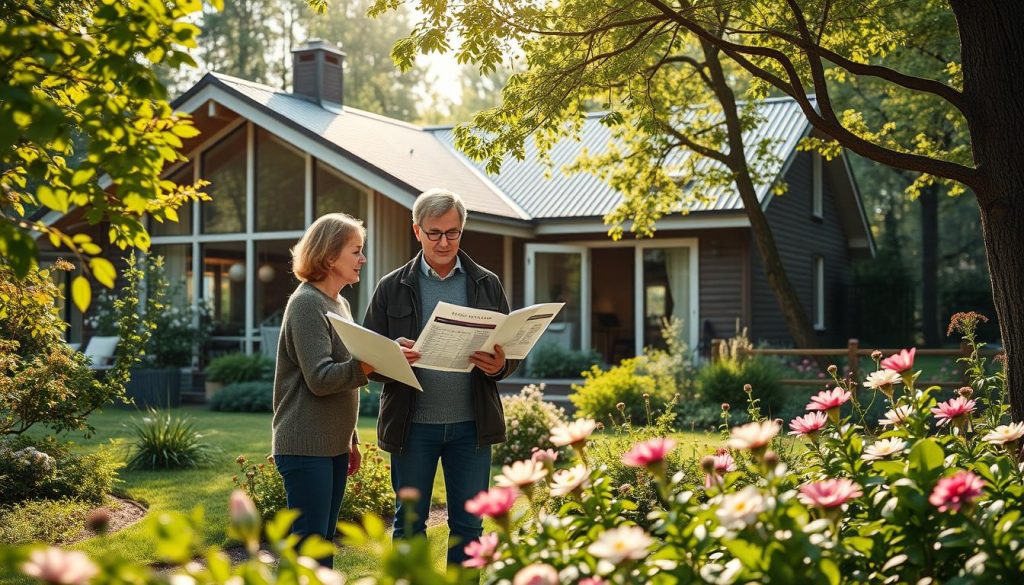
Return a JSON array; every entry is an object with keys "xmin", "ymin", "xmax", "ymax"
[{"xmin": 82, "ymin": 335, "xmax": 119, "ymax": 370}]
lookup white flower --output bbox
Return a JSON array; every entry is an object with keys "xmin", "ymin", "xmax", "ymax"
[
  {"xmin": 726, "ymin": 420, "xmax": 780, "ymax": 451},
  {"xmin": 715, "ymin": 486, "xmax": 766, "ymax": 530},
  {"xmin": 862, "ymin": 438, "xmax": 907, "ymax": 460},
  {"xmin": 863, "ymin": 369, "xmax": 903, "ymax": 390},
  {"xmin": 699, "ymin": 558, "xmax": 743, "ymax": 585},
  {"xmin": 586, "ymin": 525, "xmax": 653, "ymax": 564},
  {"xmin": 983, "ymin": 422, "xmax": 1024, "ymax": 445},
  {"xmin": 879, "ymin": 405, "xmax": 914, "ymax": 427},
  {"xmin": 21, "ymin": 548, "xmax": 99, "ymax": 585},
  {"xmin": 315, "ymin": 567, "xmax": 346, "ymax": 585},
  {"xmin": 550, "ymin": 418, "xmax": 597, "ymax": 448},
  {"xmin": 549, "ymin": 464, "xmax": 590, "ymax": 497},
  {"xmin": 512, "ymin": 563, "xmax": 559, "ymax": 585},
  {"xmin": 494, "ymin": 459, "xmax": 548, "ymax": 488},
  {"xmin": 169, "ymin": 576, "xmax": 197, "ymax": 585}
]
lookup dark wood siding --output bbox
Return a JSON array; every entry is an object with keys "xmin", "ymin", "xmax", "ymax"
[{"xmin": 750, "ymin": 152, "xmax": 853, "ymax": 346}]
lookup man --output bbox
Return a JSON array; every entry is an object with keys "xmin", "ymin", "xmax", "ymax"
[{"xmin": 363, "ymin": 188, "xmax": 519, "ymax": 566}]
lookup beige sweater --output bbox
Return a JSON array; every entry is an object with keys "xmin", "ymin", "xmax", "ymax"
[{"xmin": 272, "ymin": 282, "xmax": 367, "ymax": 457}]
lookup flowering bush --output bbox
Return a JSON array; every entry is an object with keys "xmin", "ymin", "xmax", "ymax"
[
  {"xmin": 494, "ymin": 384, "xmax": 569, "ymax": 465},
  {"xmin": 0, "ymin": 436, "xmax": 120, "ymax": 507},
  {"xmin": 85, "ymin": 255, "xmax": 213, "ymax": 368},
  {"xmin": 449, "ymin": 313, "xmax": 1023, "ymax": 583}
]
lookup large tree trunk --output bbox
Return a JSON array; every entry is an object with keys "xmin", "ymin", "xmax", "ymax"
[
  {"xmin": 953, "ymin": 0, "xmax": 1024, "ymax": 421},
  {"xmin": 704, "ymin": 41, "xmax": 820, "ymax": 349},
  {"xmin": 920, "ymin": 184, "xmax": 940, "ymax": 346}
]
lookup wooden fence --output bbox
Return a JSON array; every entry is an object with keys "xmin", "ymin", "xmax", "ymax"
[{"xmin": 709, "ymin": 338, "xmax": 1001, "ymax": 389}]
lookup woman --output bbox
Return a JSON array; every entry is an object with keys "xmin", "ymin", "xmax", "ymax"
[{"xmin": 271, "ymin": 212, "xmax": 372, "ymax": 568}]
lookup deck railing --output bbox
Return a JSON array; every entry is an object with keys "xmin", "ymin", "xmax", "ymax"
[{"xmin": 709, "ymin": 338, "xmax": 1001, "ymax": 389}]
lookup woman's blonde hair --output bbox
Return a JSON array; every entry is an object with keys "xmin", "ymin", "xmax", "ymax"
[{"xmin": 291, "ymin": 213, "xmax": 366, "ymax": 283}]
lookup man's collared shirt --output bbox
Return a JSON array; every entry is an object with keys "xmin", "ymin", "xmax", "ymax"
[{"xmin": 420, "ymin": 255, "xmax": 463, "ymax": 281}]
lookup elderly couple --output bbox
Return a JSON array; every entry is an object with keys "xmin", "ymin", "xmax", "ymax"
[{"xmin": 270, "ymin": 188, "xmax": 517, "ymax": 568}]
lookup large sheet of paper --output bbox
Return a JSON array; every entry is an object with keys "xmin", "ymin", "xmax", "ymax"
[
  {"xmin": 326, "ymin": 312, "xmax": 423, "ymax": 391},
  {"xmin": 411, "ymin": 302, "xmax": 564, "ymax": 373}
]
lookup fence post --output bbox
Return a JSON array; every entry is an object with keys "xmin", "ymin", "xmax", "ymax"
[
  {"xmin": 847, "ymin": 339, "xmax": 860, "ymax": 384},
  {"xmin": 711, "ymin": 339, "xmax": 724, "ymax": 363}
]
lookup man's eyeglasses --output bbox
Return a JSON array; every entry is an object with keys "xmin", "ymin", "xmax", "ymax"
[{"xmin": 421, "ymin": 229, "xmax": 463, "ymax": 242}]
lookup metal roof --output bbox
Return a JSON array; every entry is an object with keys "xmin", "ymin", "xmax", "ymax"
[
  {"xmin": 427, "ymin": 97, "xmax": 815, "ymax": 219},
  {"xmin": 207, "ymin": 73, "xmax": 529, "ymax": 220}
]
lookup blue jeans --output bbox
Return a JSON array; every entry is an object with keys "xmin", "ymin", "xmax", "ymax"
[
  {"xmin": 391, "ymin": 421, "xmax": 492, "ymax": 565},
  {"xmin": 275, "ymin": 453, "xmax": 350, "ymax": 568}
]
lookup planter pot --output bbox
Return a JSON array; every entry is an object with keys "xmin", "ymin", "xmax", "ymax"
[
  {"xmin": 117, "ymin": 367, "xmax": 182, "ymax": 409},
  {"xmin": 205, "ymin": 380, "xmax": 224, "ymax": 400}
]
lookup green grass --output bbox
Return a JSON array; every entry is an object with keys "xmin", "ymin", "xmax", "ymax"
[{"xmin": 21, "ymin": 406, "xmax": 714, "ymax": 576}]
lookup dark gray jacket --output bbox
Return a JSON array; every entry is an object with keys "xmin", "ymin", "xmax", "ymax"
[{"xmin": 362, "ymin": 250, "xmax": 519, "ymax": 453}]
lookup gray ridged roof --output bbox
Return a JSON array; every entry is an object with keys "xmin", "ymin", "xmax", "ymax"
[
  {"xmin": 209, "ymin": 73, "xmax": 528, "ymax": 220},
  {"xmin": 427, "ymin": 97, "xmax": 815, "ymax": 218},
  {"xmin": 198, "ymin": 73, "xmax": 815, "ymax": 222}
]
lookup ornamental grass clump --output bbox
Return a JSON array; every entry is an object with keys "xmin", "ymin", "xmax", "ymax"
[{"xmin": 125, "ymin": 408, "xmax": 221, "ymax": 470}]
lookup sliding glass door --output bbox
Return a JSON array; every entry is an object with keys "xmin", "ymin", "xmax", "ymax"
[{"xmin": 525, "ymin": 244, "xmax": 590, "ymax": 351}]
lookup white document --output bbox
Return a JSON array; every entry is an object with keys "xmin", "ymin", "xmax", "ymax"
[
  {"xmin": 411, "ymin": 301, "xmax": 565, "ymax": 373},
  {"xmin": 326, "ymin": 312, "xmax": 423, "ymax": 391}
]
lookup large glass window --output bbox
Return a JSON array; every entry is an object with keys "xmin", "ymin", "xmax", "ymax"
[
  {"xmin": 315, "ymin": 161, "xmax": 366, "ymax": 221},
  {"xmin": 254, "ymin": 240, "xmax": 298, "ymax": 328},
  {"xmin": 201, "ymin": 242, "xmax": 246, "ymax": 336},
  {"xmin": 255, "ymin": 128, "xmax": 305, "ymax": 232},
  {"xmin": 642, "ymin": 248, "xmax": 690, "ymax": 350},
  {"xmin": 201, "ymin": 125, "xmax": 247, "ymax": 234},
  {"xmin": 533, "ymin": 251, "xmax": 583, "ymax": 350},
  {"xmin": 152, "ymin": 163, "xmax": 194, "ymax": 236},
  {"xmin": 150, "ymin": 244, "xmax": 194, "ymax": 305}
]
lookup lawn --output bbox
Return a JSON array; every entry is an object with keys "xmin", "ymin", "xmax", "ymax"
[{"xmin": 27, "ymin": 406, "xmax": 715, "ymax": 576}]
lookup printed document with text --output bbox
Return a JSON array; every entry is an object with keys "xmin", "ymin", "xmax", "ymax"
[{"xmin": 411, "ymin": 301, "xmax": 565, "ymax": 373}]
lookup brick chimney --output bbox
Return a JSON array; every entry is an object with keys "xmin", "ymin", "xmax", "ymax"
[{"xmin": 291, "ymin": 39, "xmax": 346, "ymax": 107}]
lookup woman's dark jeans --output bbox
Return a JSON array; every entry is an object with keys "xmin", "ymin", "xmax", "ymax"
[{"xmin": 275, "ymin": 452, "xmax": 350, "ymax": 568}]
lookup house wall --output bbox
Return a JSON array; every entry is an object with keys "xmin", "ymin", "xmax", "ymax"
[
  {"xmin": 373, "ymin": 191, "xmax": 414, "ymax": 280},
  {"xmin": 750, "ymin": 152, "xmax": 853, "ymax": 346},
  {"xmin": 509, "ymin": 226, "xmax": 748, "ymax": 355}
]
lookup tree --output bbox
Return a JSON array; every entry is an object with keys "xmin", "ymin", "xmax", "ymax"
[
  {"xmin": 372, "ymin": 2, "xmax": 822, "ymax": 348},
  {"xmin": 374, "ymin": 0, "xmax": 1024, "ymax": 420},
  {"xmin": 0, "ymin": 0, "xmax": 209, "ymax": 311}
]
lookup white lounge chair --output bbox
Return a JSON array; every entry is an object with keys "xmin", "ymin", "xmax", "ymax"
[{"xmin": 82, "ymin": 335, "xmax": 119, "ymax": 370}]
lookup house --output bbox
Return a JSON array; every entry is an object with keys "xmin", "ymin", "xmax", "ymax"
[{"xmin": 44, "ymin": 40, "xmax": 874, "ymax": 366}]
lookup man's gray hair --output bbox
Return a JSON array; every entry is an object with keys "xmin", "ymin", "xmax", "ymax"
[{"xmin": 412, "ymin": 188, "xmax": 467, "ymax": 227}]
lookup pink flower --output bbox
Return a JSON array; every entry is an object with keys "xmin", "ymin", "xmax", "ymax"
[
  {"xmin": 513, "ymin": 563, "xmax": 559, "ymax": 585},
  {"xmin": 929, "ymin": 470, "xmax": 984, "ymax": 512},
  {"xmin": 622, "ymin": 438, "xmax": 678, "ymax": 468},
  {"xmin": 530, "ymin": 448, "xmax": 558, "ymax": 466},
  {"xmin": 881, "ymin": 348, "xmax": 916, "ymax": 373},
  {"xmin": 727, "ymin": 420, "xmax": 780, "ymax": 452},
  {"xmin": 788, "ymin": 412, "xmax": 829, "ymax": 436},
  {"xmin": 880, "ymin": 348, "xmax": 921, "ymax": 370},
  {"xmin": 931, "ymin": 396, "xmax": 976, "ymax": 426},
  {"xmin": 465, "ymin": 486, "xmax": 518, "ymax": 519},
  {"xmin": 21, "ymin": 548, "xmax": 99, "ymax": 585},
  {"xmin": 703, "ymin": 449, "xmax": 737, "ymax": 488},
  {"xmin": 579, "ymin": 579, "xmax": 605, "ymax": 585},
  {"xmin": 228, "ymin": 489, "xmax": 261, "ymax": 550},
  {"xmin": 806, "ymin": 387, "xmax": 852, "ymax": 412},
  {"xmin": 462, "ymin": 532, "xmax": 500, "ymax": 568},
  {"xmin": 798, "ymin": 478, "xmax": 863, "ymax": 509}
]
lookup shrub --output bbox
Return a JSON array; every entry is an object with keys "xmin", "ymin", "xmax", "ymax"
[
  {"xmin": 0, "ymin": 256, "xmax": 146, "ymax": 437},
  {"xmin": 0, "ymin": 498, "xmax": 91, "ymax": 545},
  {"xmin": 493, "ymin": 384, "xmax": 568, "ymax": 466},
  {"xmin": 696, "ymin": 355, "xmax": 786, "ymax": 417},
  {"xmin": 205, "ymin": 353, "xmax": 274, "ymax": 385},
  {"xmin": 526, "ymin": 341, "xmax": 602, "ymax": 378},
  {"xmin": 209, "ymin": 381, "xmax": 274, "ymax": 413},
  {"xmin": 0, "ymin": 436, "xmax": 120, "ymax": 506},
  {"xmin": 570, "ymin": 358, "xmax": 676, "ymax": 425},
  {"xmin": 232, "ymin": 444, "xmax": 393, "ymax": 523},
  {"xmin": 125, "ymin": 408, "xmax": 221, "ymax": 470}
]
